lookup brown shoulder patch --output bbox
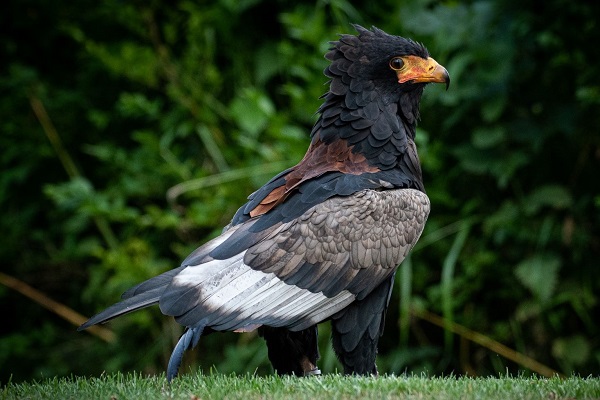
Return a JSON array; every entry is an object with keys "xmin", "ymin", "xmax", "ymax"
[
  {"xmin": 249, "ymin": 137, "xmax": 380, "ymax": 218},
  {"xmin": 249, "ymin": 185, "xmax": 286, "ymax": 217}
]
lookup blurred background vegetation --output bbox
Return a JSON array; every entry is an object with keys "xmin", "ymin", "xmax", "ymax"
[{"xmin": 2, "ymin": 0, "xmax": 599, "ymax": 383}]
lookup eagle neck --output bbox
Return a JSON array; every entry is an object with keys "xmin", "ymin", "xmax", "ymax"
[{"xmin": 312, "ymin": 92, "xmax": 421, "ymax": 172}]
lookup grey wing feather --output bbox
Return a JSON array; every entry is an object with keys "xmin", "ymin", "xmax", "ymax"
[{"xmin": 244, "ymin": 188, "xmax": 430, "ymax": 299}]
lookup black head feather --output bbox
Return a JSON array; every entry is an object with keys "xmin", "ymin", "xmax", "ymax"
[{"xmin": 324, "ymin": 25, "xmax": 430, "ymax": 102}]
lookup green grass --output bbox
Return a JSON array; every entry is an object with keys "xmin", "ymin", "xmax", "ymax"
[{"xmin": 3, "ymin": 374, "xmax": 600, "ymax": 400}]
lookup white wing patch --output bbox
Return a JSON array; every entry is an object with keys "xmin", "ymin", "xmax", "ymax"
[{"xmin": 160, "ymin": 251, "xmax": 355, "ymax": 331}]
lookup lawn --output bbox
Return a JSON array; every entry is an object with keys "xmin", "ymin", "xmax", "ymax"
[{"xmin": 3, "ymin": 373, "xmax": 599, "ymax": 400}]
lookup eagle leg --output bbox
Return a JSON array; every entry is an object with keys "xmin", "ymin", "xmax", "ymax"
[
  {"xmin": 331, "ymin": 315, "xmax": 379, "ymax": 376},
  {"xmin": 331, "ymin": 274, "xmax": 395, "ymax": 376},
  {"xmin": 259, "ymin": 326, "xmax": 321, "ymax": 376}
]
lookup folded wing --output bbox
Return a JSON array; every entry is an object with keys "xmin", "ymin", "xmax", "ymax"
[
  {"xmin": 80, "ymin": 188, "xmax": 429, "ymax": 334},
  {"xmin": 158, "ymin": 188, "xmax": 430, "ymax": 332}
]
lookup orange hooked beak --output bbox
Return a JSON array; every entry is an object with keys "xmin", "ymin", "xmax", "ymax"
[{"xmin": 394, "ymin": 56, "xmax": 450, "ymax": 90}]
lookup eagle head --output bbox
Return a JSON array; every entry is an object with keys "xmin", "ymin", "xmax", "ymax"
[{"xmin": 314, "ymin": 25, "xmax": 449, "ymax": 172}]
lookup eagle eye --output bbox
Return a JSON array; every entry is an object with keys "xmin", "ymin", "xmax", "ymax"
[{"xmin": 389, "ymin": 57, "xmax": 405, "ymax": 71}]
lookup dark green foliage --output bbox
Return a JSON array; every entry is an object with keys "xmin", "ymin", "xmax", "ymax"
[{"xmin": 1, "ymin": 0, "xmax": 598, "ymax": 383}]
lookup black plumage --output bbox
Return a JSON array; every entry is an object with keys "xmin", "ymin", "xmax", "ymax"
[{"xmin": 78, "ymin": 24, "xmax": 449, "ymax": 379}]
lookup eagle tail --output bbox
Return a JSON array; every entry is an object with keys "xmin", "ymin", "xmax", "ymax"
[
  {"xmin": 78, "ymin": 266, "xmax": 188, "ymax": 330},
  {"xmin": 77, "ymin": 287, "xmax": 163, "ymax": 331}
]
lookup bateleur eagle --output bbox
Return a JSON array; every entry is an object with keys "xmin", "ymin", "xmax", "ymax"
[{"xmin": 79, "ymin": 25, "xmax": 449, "ymax": 379}]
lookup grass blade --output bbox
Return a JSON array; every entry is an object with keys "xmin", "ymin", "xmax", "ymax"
[{"xmin": 441, "ymin": 221, "xmax": 471, "ymax": 355}]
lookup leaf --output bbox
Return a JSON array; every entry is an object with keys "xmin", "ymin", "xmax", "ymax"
[
  {"xmin": 524, "ymin": 185, "xmax": 573, "ymax": 214},
  {"xmin": 576, "ymin": 86, "xmax": 600, "ymax": 105},
  {"xmin": 483, "ymin": 200, "xmax": 519, "ymax": 234},
  {"xmin": 254, "ymin": 44, "xmax": 283, "ymax": 86},
  {"xmin": 44, "ymin": 177, "xmax": 95, "ymax": 211},
  {"xmin": 452, "ymin": 145, "xmax": 490, "ymax": 175},
  {"xmin": 117, "ymin": 92, "xmax": 161, "ymax": 119},
  {"xmin": 471, "ymin": 126, "xmax": 506, "ymax": 149},
  {"xmin": 489, "ymin": 152, "xmax": 528, "ymax": 188},
  {"xmin": 229, "ymin": 88, "xmax": 275, "ymax": 136},
  {"xmin": 514, "ymin": 254, "xmax": 561, "ymax": 303},
  {"xmin": 481, "ymin": 95, "xmax": 507, "ymax": 122},
  {"xmin": 552, "ymin": 335, "xmax": 591, "ymax": 367}
]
